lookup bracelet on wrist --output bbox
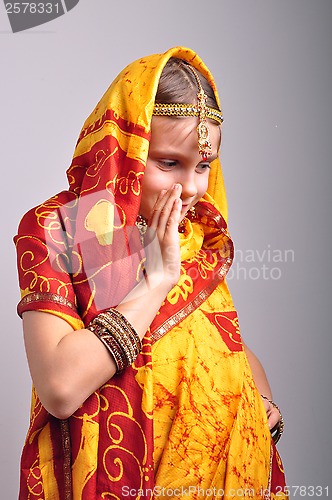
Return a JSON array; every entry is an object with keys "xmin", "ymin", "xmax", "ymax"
[{"xmin": 87, "ymin": 308, "xmax": 142, "ymax": 373}]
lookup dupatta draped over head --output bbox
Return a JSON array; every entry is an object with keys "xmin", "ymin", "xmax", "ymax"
[{"xmin": 15, "ymin": 47, "xmax": 287, "ymax": 499}]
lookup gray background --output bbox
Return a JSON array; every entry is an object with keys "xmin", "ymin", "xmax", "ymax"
[{"xmin": 1, "ymin": 0, "xmax": 331, "ymax": 497}]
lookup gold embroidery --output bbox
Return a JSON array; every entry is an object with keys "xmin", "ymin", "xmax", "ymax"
[
  {"xmin": 18, "ymin": 292, "xmax": 77, "ymax": 316},
  {"xmin": 34, "ymin": 195, "xmax": 77, "ymax": 245},
  {"xmin": 265, "ymin": 443, "xmax": 273, "ymax": 500},
  {"xmin": 61, "ymin": 419, "xmax": 73, "ymax": 500},
  {"xmin": 106, "ymin": 169, "xmax": 144, "ymax": 196}
]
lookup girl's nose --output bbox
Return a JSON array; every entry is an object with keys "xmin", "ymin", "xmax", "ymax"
[{"xmin": 180, "ymin": 172, "xmax": 197, "ymax": 200}]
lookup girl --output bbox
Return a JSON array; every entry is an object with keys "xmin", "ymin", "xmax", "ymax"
[{"xmin": 15, "ymin": 47, "xmax": 286, "ymax": 499}]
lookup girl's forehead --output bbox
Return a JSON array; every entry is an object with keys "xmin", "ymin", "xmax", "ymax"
[
  {"xmin": 151, "ymin": 116, "xmax": 196, "ymax": 135},
  {"xmin": 150, "ymin": 116, "xmax": 221, "ymax": 150}
]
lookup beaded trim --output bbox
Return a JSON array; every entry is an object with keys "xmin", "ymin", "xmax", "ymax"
[
  {"xmin": 153, "ymin": 103, "xmax": 223, "ymax": 125},
  {"xmin": 60, "ymin": 419, "xmax": 72, "ymax": 500},
  {"xmin": 17, "ymin": 292, "xmax": 77, "ymax": 317}
]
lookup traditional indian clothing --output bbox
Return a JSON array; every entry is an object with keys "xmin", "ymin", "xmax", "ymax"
[{"xmin": 15, "ymin": 47, "xmax": 287, "ymax": 499}]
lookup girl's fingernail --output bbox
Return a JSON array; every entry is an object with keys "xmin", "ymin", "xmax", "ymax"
[{"xmin": 173, "ymin": 183, "xmax": 180, "ymax": 190}]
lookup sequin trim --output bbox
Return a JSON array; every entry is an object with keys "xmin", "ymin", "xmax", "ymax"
[
  {"xmin": 60, "ymin": 419, "xmax": 73, "ymax": 500},
  {"xmin": 266, "ymin": 441, "xmax": 274, "ymax": 500},
  {"xmin": 17, "ymin": 292, "xmax": 77, "ymax": 317}
]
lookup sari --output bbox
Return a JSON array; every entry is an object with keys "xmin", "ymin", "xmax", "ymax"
[{"xmin": 15, "ymin": 47, "xmax": 287, "ymax": 499}]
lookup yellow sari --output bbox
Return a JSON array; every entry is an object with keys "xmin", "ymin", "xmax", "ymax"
[{"xmin": 15, "ymin": 47, "xmax": 287, "ymax": 499}]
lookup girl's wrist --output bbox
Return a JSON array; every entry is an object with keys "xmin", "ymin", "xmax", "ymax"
[{"xmin": 261, "ymin": 394, "xmax": 285, "ymax": 444}]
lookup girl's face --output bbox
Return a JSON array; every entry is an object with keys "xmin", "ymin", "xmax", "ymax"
[{"xmin": 140, "ymin": 116, "xmax": 221, "ymax": 221}]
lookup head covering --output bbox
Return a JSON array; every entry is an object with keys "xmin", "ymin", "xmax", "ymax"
[{"xmin": 68, "ymin": 46, "xmax": 228, "ymax": 216}]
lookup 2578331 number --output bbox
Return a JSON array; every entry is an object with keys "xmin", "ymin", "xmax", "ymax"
[
  {"xmin": 276, "ymin": 485, "xmax": 329, "ymax": 497},
  {"xmin": 5, "ymin": 3, "xmax": 60, "ymax": 14}
]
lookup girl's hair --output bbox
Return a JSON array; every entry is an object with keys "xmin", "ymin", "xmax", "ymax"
[{"xmin": 155, "ymin": 57, "xmax": 219, "ymax": 110}]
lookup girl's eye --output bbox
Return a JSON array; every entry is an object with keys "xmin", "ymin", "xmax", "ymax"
[
  {"xmin": 156, "ymin": 160, "xmax": 177, "ymax": 170},
  {"xmin": 195, "ymin": 163, "xmax": 211, "ymax": 173}
]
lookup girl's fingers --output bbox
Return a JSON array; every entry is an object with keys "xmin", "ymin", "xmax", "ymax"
[
  {"xmin": 150, "ymin": 184, "xmax": 182, "ymax": 236},
  {"xmin": 149, "ymin": 189, "xmax": 167, "ymax": 230},
  {"xmin": 263, "ymin": 400, "xmax": 280, "ymax": 430},
  {"xmin": 268, "ymin": 406, "xmax": 281, "ymax": 430},
  {"xmin": 165, "ymin": 198, "xmax": 182, "ymax": 233},
  {"xmin": 143, "ymin": 186, "xmax": 182, "ymax": 287}
]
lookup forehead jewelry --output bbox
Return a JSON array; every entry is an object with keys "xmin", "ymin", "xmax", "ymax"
[
  {"xmin": 188, "ymin": 66, "xmax": 213, "ymax": 161},
  {"xmin": 153, "ymin": 67, "xmax": 223, "ymax": 161}
]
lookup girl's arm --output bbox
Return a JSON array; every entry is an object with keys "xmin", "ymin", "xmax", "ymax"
[{"xmin": 243, "ymin": 342, "xmax": 281, "ymax": 429}]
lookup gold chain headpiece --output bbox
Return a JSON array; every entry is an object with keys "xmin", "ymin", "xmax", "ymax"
[
  {"xmin": 153, "ymin": 66, "xmax": 223, "ymax": 161},
  {"xmin": 153, "ymin": 103, "xmax": 223, "ymax": 125}
]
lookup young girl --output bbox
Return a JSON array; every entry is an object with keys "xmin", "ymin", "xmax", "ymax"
[{"xmin": 15, "ymin": 47, "xmax": 287, "ymax": 499}]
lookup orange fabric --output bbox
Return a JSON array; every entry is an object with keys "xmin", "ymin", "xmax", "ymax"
[{"xmin": 15, "ymin": 47, "xmax": 287, "ymax": 499}]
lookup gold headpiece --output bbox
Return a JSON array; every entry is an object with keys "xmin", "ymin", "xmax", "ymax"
[
  {"xmin": 153, "ymin": 103, "xmax": 223, "ymax": 125},
  {"xmin": 153, "ymin": 66, "xmax": 223, "ymax": 161}
]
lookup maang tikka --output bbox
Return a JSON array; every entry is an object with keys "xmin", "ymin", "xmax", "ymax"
[
  {"xmin": 153, "ymin": 64, "xmax": 223, "ymax": 161},
  {"xmin": 188, "ymin": 66, "xmax": 213, "ymax": 161}
]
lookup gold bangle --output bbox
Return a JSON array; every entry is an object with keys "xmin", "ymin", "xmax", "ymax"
[
  {"xmin": 88, "ymin": 322, "xmax": 127, "ymax": 372},
  {"xmin": 87, "ymin": 308, "xmax": 142, "ymax": 373},
  {"xmin": 106, "ymin": 308, "xmax": 142, "ymax": 352}
]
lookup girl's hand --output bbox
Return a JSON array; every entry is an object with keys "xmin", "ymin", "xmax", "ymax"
[
  {"xmin": 262, "ymin": 396, "xmax": 281, "ymax": 430},
  {"xmin": 144, "ymin": 184, "xmax": 182, "ymax": 290}
]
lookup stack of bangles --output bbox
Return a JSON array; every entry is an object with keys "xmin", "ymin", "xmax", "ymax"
[
  {"xmin": 261, "ymin": 394, "xmax": 285, "ymax": 444},
  {"xmin": 87, "ymin": 308, "xmax": 142, "ymax": 373}
]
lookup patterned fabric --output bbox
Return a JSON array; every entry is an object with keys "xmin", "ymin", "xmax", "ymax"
[{"xmin": 15, "ymin": 47, "xmax": 287, "ymax": 499}]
